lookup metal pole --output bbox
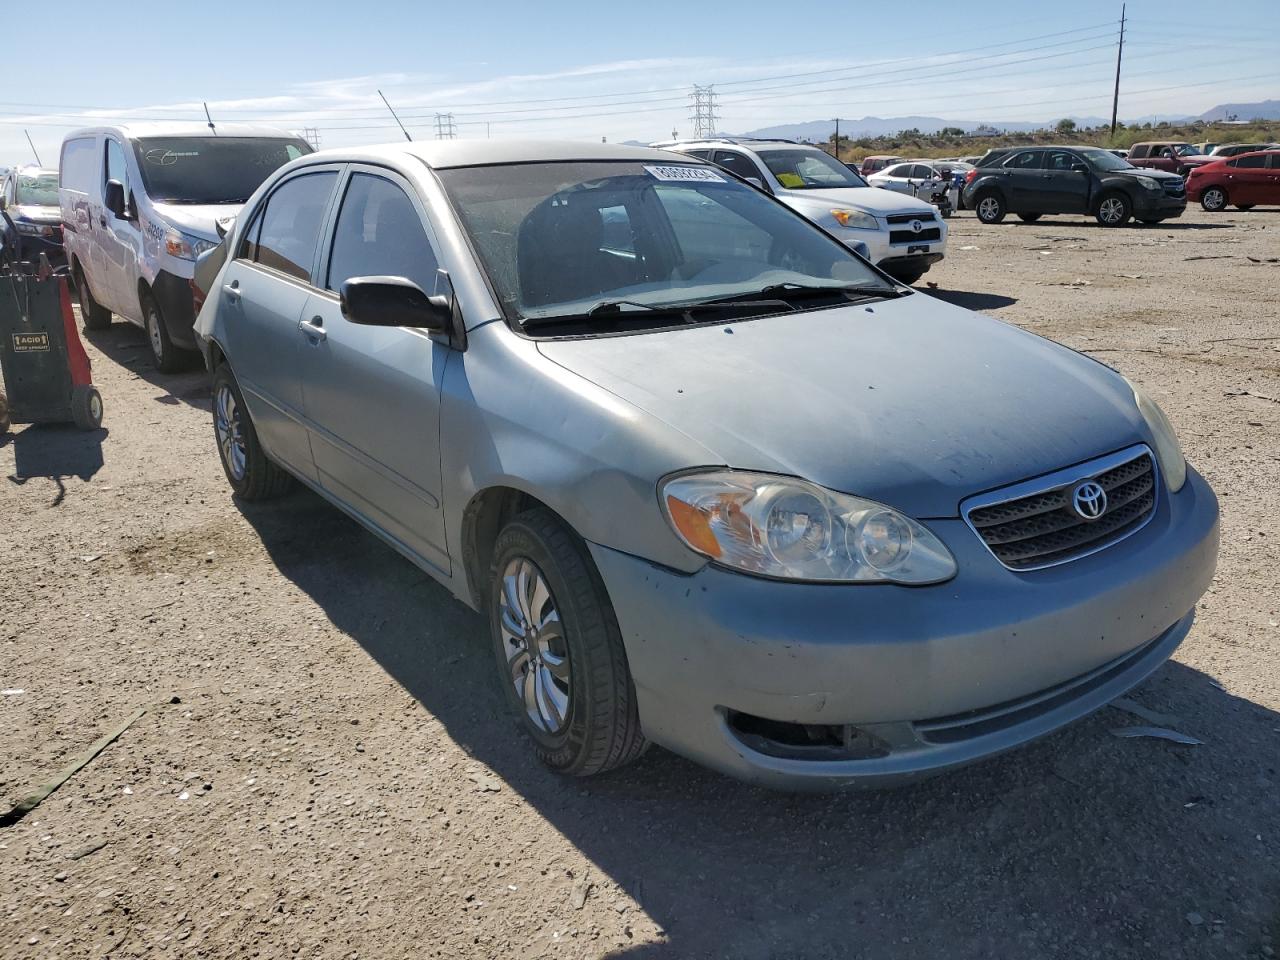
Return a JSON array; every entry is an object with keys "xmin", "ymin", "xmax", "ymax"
[
  {"xmin": 1110, "ymin": 3, "xmax": 1126, "ymax": 138},
  {"xmin": 24, "ymin": 130, "xmax": 42, "ymax": 166},
  {"xmin": 379, "ymin": 90, "xmax": 414, "ymax": 142}
]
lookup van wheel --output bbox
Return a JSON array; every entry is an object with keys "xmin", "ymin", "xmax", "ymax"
[
  {"xmin": 1200, "ymin": 187, "xmax": 1228, "ymax": 212},
  {"xmin": 211, "ymin": 364, "xmax": 293, "ymax": 500},
  {"xmin": 71, "ymin": 386, "xmax": 103, "ymax": 431},
  {"xmin": 75, "ymin": 267, "xmax": 112, "ymax": 330},
  {"xmin": 1095, "ymin": 193, "xmax": 1132, "ymax": 227},
  {"xmin": 1016, "ymin": 213, "xmax": 1042, "ymax": 223},
  {"xmin": 975, "ymin": 192, "xmax": 1006, "ymax": 224},
  {"xmin": 142, "ymin": 291, "xmax": 183, "ymax": 373},
  {"xmin": 488, "ymin": 508, "xmax": 647, "ymax": 777}
]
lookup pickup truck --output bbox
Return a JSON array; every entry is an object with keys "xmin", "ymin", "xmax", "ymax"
[{"xmin": 1127, "ymin": 142, "xmax": 1214, "ymax": 177}]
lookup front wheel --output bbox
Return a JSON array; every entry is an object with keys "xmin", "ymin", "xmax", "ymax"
[
  {"xmin": 1095, "ymin": 193, "xmax": 1132, "ymax": 227},
  {"xmin": 211, "ymin": 364, "xmax": 293, "ymax": 500},
  {"xmin": 1200, "ymin": 186, "xmax": 1228, "ymax": 212},
  {"xmin": 489, "ymin": 508, "xmax": 647, "ymax": 777},
  {"xmin": 141, "ymin": 292, "xmax": 185, "ymax": 373},
  {"xmin": 975, "ymin": 192, "xmax": 1006, "ymax": 224}
]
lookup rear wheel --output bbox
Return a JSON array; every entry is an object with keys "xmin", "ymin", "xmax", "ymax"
[
  {"xmin": 975, "ymin": 192, "xmax": 1006, "ymax": 224},
  {"xmin": 211, "ymin": 363, "xmax": 293, "ymax": 500},
  {"xmin": 75, "ymin": 266, "xmax": 112, "ymax": 331},
  {"xmin": 1200, "ymin": 186, "xmax": 1228, "ymax": 212},
  {"xmin": 489, "ymin": 508, "xmax": 647, "ymax": 777},
  {"xmin": 1095, "ymin": 192, "xmax": 1132, "ymax": 227},
  {"xmin": 1016, "ymin": 213, "xmax": 1042, "ymax": 223},
  {"xmin": 71, "ymin": 386, "xmax": 103, "ymax": 431}
]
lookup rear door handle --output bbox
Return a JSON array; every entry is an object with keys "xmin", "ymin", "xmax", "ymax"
[
  {"xmin": 298, "ymin": 316, "xmax": 326, "ymax": 341},
  {"xmin": 222, "ymin": 280, "xmax": 240, "ymax": 302}
]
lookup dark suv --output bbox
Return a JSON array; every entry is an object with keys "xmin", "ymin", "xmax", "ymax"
[{"xmin": 962, "ymin": 146, "xmax": 1187, "ymax": 227}]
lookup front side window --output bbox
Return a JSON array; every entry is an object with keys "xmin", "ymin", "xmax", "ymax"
[
  {"xmin": 327, "ymin": 173, "xmax": 439, "ymax": 294},
  {"xmin": 131, "ymin": 137, "xmax": 312, "ymax": 204},
  {"xmin": 437, "ymin": 160, "xmax": 889, "ymax": 329},
  {"xmin": 757, "ymin": 150, "xmax": 869, "ymax": 189},
  {"xmin": 106, "ymin": 140, "xmax": 130, "ymax": 207},
  {"xmin": 711, "ymin": 151, "xmax": 764, "ymax": 182},
  {"xmin": 1045, "ymin": 151, "xmax": 1080, "ymax": 171},
  {"xmin": 251, "ymin": 171, "xmax": 338, "ymax": 282}
]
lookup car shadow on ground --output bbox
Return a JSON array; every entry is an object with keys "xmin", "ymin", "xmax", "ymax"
[
  {"xmin": 996, "ymin": 218, "xmax": 1238, "ymax": 231},
  {"xmin": 237, "ymin": 489, "xmax": 1280, "ymax": 960},
  {"xmin": 3, "ymin": 422, "xmax": 107, "ymax": 506},
  {"xmin": 81, "ymin": 322, "xmax": 210, "ymax": 410},
  {"xmin": 921, "ymin": 288, "xmax": 1018, "ymax": 311}
]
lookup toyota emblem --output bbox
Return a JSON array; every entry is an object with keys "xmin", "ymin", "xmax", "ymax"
[
  {"xmin": 1071, "ymin": 481, "xmax": 1108, "ymax": 521},
  {"xmin": 910, "ymin": 219, "xmax": 923, "ymax": 233}
]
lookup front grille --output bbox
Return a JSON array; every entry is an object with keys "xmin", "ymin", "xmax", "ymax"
[
  {"xmin": 966, "ymin": 450, "xmax": 1156, "ymax": 570},
  {"xmin": 889, "ymin": 227, "xmax": 942, "ymax": 244},
  {"xmin": 1164, "ymin": 179, "xmax": 1185, "ymax": 198},
  {"xmin": 885, "ymin": 212, "xmax": 937, "ymax": 224}
]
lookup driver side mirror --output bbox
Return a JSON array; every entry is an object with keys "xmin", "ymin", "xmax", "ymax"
[
  {"xmin": 1070, "ymin": 162, "xmax": 1089, "ymax": 174},
  {"xmin": 104, "ymin": 179, "xmax": 127, "ymax": 219},
  {"xmin": 340, "ymin": 276, "xmax": 451, "ymax": 333}
]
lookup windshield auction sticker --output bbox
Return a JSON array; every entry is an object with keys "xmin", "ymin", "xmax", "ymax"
[{"xmin": 643, "ymin": 165, "xmax": 727, "ymax": 183}]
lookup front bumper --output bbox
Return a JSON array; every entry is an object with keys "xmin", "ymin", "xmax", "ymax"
[
  {"xmin": 590, "ymin": 466, "xmax": 1218, "ymax": 790},
  {"xmin": 1133, "ymin": 191, "xmax": 1187, "ymax": 218}
]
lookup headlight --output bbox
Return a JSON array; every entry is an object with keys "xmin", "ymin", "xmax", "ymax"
[
  {"xmin": 1135, "ymin": 176, "xmax": 1161, "ymax": 191},
  {"xmin": 164, "ymin": 226, "xmax": 217, "ymax": 261},
  {"xmin": 1127, "ymin": 379, "xmax": 1187, "ymax": 492},
  {"xmin": 14, "ymin": 221, "xmax": 52, "ymax": 237},
  {"xmin": 830, "ymin": 208, "xmax": 879, "ymax": 231},
  {"xmin": 660, "ymin": 470, "xmax": 956, "ymax": 584}
]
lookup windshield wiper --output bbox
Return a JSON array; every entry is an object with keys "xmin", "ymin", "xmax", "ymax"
[
  {"xmin": 521, "ymin": 298, "xmax": 793, "ymax": 331},
  {"xmin": 711, "ymin": 282, "xmax": 907, "ymax": 305}
]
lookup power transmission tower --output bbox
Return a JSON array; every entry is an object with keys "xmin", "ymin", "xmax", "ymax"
[
  {"xmin": 434, "ymin": 112, "xmax": 457, "ymax": 140},
  {"xmin": 689, "ymin": 86, "xmax": 719, "ymax": 139},
  {"xmin": 302, "ymin": 127, "xmax": 321, "ymax": 151},
  {"xmin": 1110, "ymin": 3, "xmax": 1126, "ymax": 137}
]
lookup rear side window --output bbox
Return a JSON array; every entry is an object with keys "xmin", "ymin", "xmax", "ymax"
[
  {"xmin": 251, "ymin": 172, "xmax": 337, "ymax": 282},
  {"xmin": 711, "ymin": 151, "xmax": 764, "ymax": 182},
  {"xmin": 326, "ymin": 173, "xmax": 439, "ymax": 294},
  {"xmin": 1005, "ymin": 151, "xmax": 1044, "ymax": 170},
  {"xmin": 60, "ymin": 137, "xmax": 97, "ymax": 192},
  {"xmin": 1233, "ymin": 154, "xmax": 1267, "ymax": 169}
]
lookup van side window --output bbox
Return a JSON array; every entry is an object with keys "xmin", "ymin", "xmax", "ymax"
[
  {"xmin": 326, "ymin": 174, "xmax": 439, "ymax": 294},
  {"xmin": 252, "ymin": 172, "xmax": 338, "ymax": 283},
  {"xmin": 106, "ymin": 139, "xmax": 131, "ymax": 209},
  {"xmin": 59, "ymin": 137, "xmax": 97, "ymax": 193}
]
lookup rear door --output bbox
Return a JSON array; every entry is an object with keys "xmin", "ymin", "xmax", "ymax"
[
  {"xmin": 1038, "ymin": 150, "xmax": 1089, "ymax": 213},
  {"xmin": 1002, "ymin": 150, "xmax": 1046, "ymax": 209},
  {"xmin": 297, "ymin": 166, "xmax": 453, "ymax": 574},
  {"xmin": 1228, "ymin": 154, "xmax": 1269, "ymax": 204},
  {"xmin": 220, "ymin": 165, "xmax": 342, "ymax": 480}
]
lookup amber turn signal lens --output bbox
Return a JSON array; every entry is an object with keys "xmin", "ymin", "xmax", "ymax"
[{"xmin": 665, "ymin": 495, "xmax": 723, "ymax": 558}]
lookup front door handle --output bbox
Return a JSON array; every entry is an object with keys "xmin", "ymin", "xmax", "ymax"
[
  {"xmin": 222, "ymin": 280, "xmax": 240, "ymax": 302},
  {"xmin": 298, "ymin": 316, "xmax": 326, "ymax": 341}
]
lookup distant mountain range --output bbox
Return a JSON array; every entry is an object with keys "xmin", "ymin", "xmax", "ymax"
[{"xmin": 728, "ymin": 99, "xmax": 1277, "ymax": 141}]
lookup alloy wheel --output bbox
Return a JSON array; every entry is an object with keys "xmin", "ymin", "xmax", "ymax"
[
  {"xmin": 1099, "ymin": 198, "xmax": 1125, "ymax": 224},
  {"xmin": 978, "ymin": 197, "xmax": 1000, "ymax": 221},
  {"xmin": 498, "ymin": 557, "xmax": 571, "ymax": 734},
  {"xmin": 1203, "ymin": 188, "xmax": 1226, "ymax": 211},
  {"xmin": 214, "ymin": 383, "xmax": 247, "ymax": 481}
]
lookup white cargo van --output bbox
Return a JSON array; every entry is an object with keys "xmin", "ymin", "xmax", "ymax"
[{"xmin": 59, "ymin": 123, "xmax": 311, "ymax": 370}]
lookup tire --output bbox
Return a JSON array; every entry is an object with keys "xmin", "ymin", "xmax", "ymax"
[
  {"xmin": 211, "ymin": 363, "xmax": 293, "ymax": 500},
  {"xmin": 1095, "ymin": 192, "xmax": 1132, "ymax": 227},
  {"xmin": 1016, "ymin": 213, "xmax": 1042, "ymax": 223},
  {"xmin": 74, "ymin": 265, "xmax": 112, "ymax": 331},
  {"xmin": 1200, "ymin": 186, "xmax": 1228, "ymax": 212},
  {"xmin": 141, "ymin": 291, "xmax": 184, "ymax": 373},
  {"xmin": 488, "ymin": 508, "xmax": 647, "ymax": 777},
  {"xmin": 975, "ymin": 191, "xmax": 1006, "ymax": 224},
  {"xmin": 1235, "ymin": 204, "xmax": 1255, "ymax": 211},
  {"xmin": 71, "ymin": 386, "xmax": 103, "ymax": 430},
  {"xmin": 0, "ymin": 390, "xmax": 10, "ymax": 435}
]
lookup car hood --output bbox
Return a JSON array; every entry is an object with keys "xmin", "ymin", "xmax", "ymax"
[
  {"xmin": 150, "ymin": 202, "xmax": 241, "ymax": 241},
  {"xmin": 10, "ymin": 203, "xmax": 59, "ymax": 224},
  {"xmin": 536, "ymin": 295, "xmax": 1147, "ymax": 518},
  {"xmin": 779, "ymin": 186, "xmax": 936, "ymax": 216},
  {"xmin": 1120, "ymin": 167, "xmax": 1183, "ymax": 181}
]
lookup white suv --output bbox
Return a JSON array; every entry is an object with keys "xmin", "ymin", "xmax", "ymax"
[{"xmin": 655, "ymin": 138, "xmax": 947, "ymax": 284}]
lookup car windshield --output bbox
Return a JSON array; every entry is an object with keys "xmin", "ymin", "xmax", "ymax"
[
  {"xmin": 756, "ymin": 150, "xmax": 869, "ymax": 189},
  {"xmin": 16, "ymin": 173, "xmax": 58, "ymax": 206},
  {"xmin": 438, "ymin": 160, "xmax": 890, "ymax": 329},
  {"xmin": 131, "ymin": 137, "xmax": 312, "ymax": 204},
  {"xmin": 1172, "ymin": 144, "xmax": 1198, "ymax": 156},
  {"xmin": 1080, "ymin": 148, "xmax": 1134, "ymax": 171}
]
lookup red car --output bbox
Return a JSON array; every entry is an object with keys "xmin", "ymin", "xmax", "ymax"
[{"xmin": 1186, "ymin": 150, "xmax": 1280, "ymax": 212}]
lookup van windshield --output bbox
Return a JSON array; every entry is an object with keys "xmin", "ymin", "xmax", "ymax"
[{"xmin": 131, "ymin": 137, "xmax": 312, "ymax": 204}]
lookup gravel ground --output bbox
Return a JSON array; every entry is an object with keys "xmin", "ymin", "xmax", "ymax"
[{"xmin": 1, "ymin": 206, "xmax": 1278, "ymax": 960}]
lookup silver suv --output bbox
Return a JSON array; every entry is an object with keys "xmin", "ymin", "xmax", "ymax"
[{"xmin": 655, "ymin": 138, "xmax": 947, "ymax": 284}]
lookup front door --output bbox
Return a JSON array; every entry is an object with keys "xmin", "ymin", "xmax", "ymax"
[
  {"xmin": 221, "ymin": 167, "xmax": 342, "ymax": 480},
  {"xmin": 100, "ymin": 138, "xmax": 144, "ymax": 317},
  {"xmin": 298, "ymin": 167, "xmax": 452, "ymax": 574}
]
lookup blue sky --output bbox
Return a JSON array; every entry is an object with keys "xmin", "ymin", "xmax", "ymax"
[{"xmin": 2, "ymin": 0, "xmax": 1276, "ymax": 164}]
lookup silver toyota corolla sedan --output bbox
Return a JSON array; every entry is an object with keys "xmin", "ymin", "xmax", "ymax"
[{"xmin": 194, "ymin": 141, "xmax": 1219, "ymax": 790}]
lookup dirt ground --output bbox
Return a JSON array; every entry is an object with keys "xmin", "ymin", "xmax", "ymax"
[{"xmin": 1, "ymin": 206, "xmax": 1278, "ymax": 960}]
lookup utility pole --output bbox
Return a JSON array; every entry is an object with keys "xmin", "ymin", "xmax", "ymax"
[
  {"xmin": 434, "ymin": 113, "xmax": 457, "ymax": 140},
  {"xmin": 831, "ymin": 118, "xmax": 843, "ymax": 158},
  {"xmin": 379, "ymin": 89, "xmax": 413, "ymax": 142},
  {"xmin": 24, "ymin": 130, "xmax": 42, "ymax": 166},
  {"xmin": 1110, "ymin": 3, "xmax": 1126, "ymax": 138},
  {"xmin": 690, "ymin": 86, "xmax": 720, "ymax": 139}
]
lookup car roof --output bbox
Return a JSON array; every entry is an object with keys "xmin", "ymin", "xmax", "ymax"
[
  {"xmin": 651, "ymin": 137, "xmax": 803, "ymax": 150},
  {"xmin": 308, "ymin": 139, "xmax": 713, "ymax": 169},
  {"xmin": 62, "ymin": 121, "xmax": 304, "ymax": 140}
]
